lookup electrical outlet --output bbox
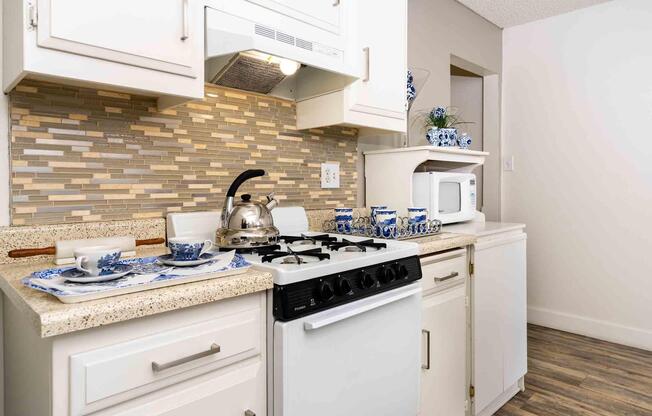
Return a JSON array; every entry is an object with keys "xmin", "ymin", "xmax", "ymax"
[
  {"xmin": 503, "ymin": 155, "xmax": 515, "ymax": 172},
  {"xmin": 321, "ymin": 162, "xmax": 340, "ymax": 188}
]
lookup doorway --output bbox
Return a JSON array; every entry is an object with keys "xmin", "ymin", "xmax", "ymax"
[{"xmin": 451, "ymin": 65, "xmax": 484, "ymax": 212}]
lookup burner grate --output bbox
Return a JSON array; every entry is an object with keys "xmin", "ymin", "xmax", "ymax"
[
  {"xmin": 325, "ymin": 238, "xmax": 387, "ymax": 252},
  {"xmin": 280, "ymin": 234, "xmax": 338, "ymax": 245},
  {"xmin": 261, "ymin": 247, "xmax": 330, "ymax": 264}
]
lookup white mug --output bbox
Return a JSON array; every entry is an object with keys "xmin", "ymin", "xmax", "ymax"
[{"xmin": 74, "ymin": 246, "xmax": 122, "ymax": 276}]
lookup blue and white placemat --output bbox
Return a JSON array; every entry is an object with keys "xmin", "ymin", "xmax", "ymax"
[{"xmin": 22, "ymin": 251, "xmax": 251, "ymax": 303}]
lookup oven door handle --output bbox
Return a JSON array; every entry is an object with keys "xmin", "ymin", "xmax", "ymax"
[{"xmin": 303, "ymin": 285, "xmax": 422, "ymax": 331}]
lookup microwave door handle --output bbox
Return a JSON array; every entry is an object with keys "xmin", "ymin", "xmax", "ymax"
[{"xmin": 303, "ymin": 285, "xmax": 421, "ymax": 331}]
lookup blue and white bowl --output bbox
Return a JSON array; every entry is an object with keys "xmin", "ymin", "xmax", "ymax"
[
  {"xmin": 168, "ymin": 237, "xmax": 213, "ymax": 261},
  {"xmin": 426, "ymin": 127, "xmax": 458, "ymax": 147},
  {"xmin": 457, "ymin": 133, "xmax": 472, "ymax": 149}
]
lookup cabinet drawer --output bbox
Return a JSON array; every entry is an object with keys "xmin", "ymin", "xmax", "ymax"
[
  {"xmin": 420, "ymin": 249, "xmax": 467, "ymax": 294},
  {"xmin": 70, "ymin": 308, "xmax": 261, "ymax": 414}
]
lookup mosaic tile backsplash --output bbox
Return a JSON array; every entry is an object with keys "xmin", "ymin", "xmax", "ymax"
[{"xmin": 10, "ymin": 80, "xmax": 358, "ymax": 225}]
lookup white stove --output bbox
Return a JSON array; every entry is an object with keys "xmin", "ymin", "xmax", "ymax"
[
  {"xmin": 239, "ymin": 232, "xmax": 418, "ymax": 285},
  {"xmin": 167, "ymin": 207, "xmax": 423, "ymax": 416}
]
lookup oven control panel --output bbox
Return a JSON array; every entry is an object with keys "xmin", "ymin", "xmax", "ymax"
[{"xmin": 273, "ymin": 255, "xmax": 422, "ymax": 321}]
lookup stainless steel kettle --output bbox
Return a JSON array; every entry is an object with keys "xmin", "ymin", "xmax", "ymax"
[{"xmin": 216, "ymin": 170, "xmax": 280, "ymax": 248}]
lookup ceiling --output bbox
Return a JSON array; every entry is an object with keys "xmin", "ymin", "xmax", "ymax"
[{"xmin": 456, "ymin": 0, "xmax": 613, "ymax": 28}]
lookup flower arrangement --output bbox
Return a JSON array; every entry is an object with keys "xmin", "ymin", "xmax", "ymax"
[
  {"xmin": 419, "ymin": 106, "xmax": 473, "ymax": 148},
  {"xmin": 424, "ymin": 106, "xmax": 469, "ymax": 129}
]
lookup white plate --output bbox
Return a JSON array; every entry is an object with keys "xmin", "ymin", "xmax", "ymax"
[
  {"xmin": 157, "ymin": 252, "xmax": 216, "ymax": 267},
  {"xmin": 62, "ymin": 264, "xmax": 134, "ymax": 283}
]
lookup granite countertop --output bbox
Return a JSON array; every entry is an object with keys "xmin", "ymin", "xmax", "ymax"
[
  {"xmin": 411, "ymin": 232, "xmax": 477, "ymax": 256},
  {"xmin": 0, "ymin": 247, "xmax": 273, "ymax": 338}
]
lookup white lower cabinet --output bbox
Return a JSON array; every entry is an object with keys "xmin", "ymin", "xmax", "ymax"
[
  {"xmin": 4, "ymin": 292, "xmax": 267, "ymax": 416},
  {"xmin": 472, "ymin": 232, "xmax": 527, "ymax": 416},
  {"xmin": 419, "ymin": 248, "xmax": 469, "ymax": 416}
]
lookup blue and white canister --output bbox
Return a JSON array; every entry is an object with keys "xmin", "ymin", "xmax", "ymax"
[
  {"xmin": 334, "ymin": 208, "xmax": 354, "ymax": 233},
  {"xmin": 457, "ymin": 133, "xmax": 472, "ymax": 149},
  {"xmin": 375, "ymin": 209, "xmax": 397, "ymax": 238},
  {"xmin": 370, "ymin": 205, "xmax": 388, "ymax": 225},
  {"xmin": 407, "ymin": 207, "xmax": 428, "ymax": 233}
]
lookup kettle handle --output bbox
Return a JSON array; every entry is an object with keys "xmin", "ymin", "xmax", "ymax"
[{"xmin": 226, "ymin": 170, "xmax": 265, "ymax": 197}]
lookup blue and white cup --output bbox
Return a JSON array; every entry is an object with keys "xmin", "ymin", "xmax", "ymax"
[
  {"xmin": 74, "ymin": 246, "xmax": 122, "ymax": 276},
  {"xmin": 370, "ymin": 205, "xmax": 387, "ymax": 225},
  {"xmin": 168, "ymin": 237, "xmax": 213, "ymax": 261},
  {"xmin": 375, "ymin": 209, "xmax": 397, "ymax": 238},
  {"xmin": 334, "ymin": 208, "xmax": 354, "ymax": 233},
  {"xmin": 407, "ymin": 207, "xmax": 428, "ymax": 233}
]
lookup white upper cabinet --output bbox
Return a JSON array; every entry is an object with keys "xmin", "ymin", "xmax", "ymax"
[
  {"xmin": 296, "ymin": 0, "xmax": 407, "ymax": 133},
  {"xmin": 37, "ymin": 0, "xmax": 197, "ymax": 77},
  {"xmin": 4, "ymin": 0, "xmax": 204, "ymax": 108},
  {"xmin": 246, "ymin": 0, "xmax": 342, "ymax": 34}
]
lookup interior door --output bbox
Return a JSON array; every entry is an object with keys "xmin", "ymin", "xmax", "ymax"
[
  {"xmin": 36, "ymin": 0, "xmax": 197, "ymax": 77},
  {"xmin": 246, "ymin": 0, "xmax": 341, "ymax": 33},
  {"xmin": 274, "ymin": 284, "xmax": 421, "ymax": 416},
  {"xmin": 348, "ymin": 0, "xmax": 407, "ymax": 118},
  {"xmin": 420, "ymin": 285, "xmax": 467, "ymax": 416}
]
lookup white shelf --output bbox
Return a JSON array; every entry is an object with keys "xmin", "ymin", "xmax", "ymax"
[{"xmin": 364, "ymin": 146, "xmax": 489, "ymax": 212}]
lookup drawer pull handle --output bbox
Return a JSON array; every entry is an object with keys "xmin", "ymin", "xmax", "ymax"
[
  {"xmin": 245, "ymin": 411, "xmax": 256, "ymax": 416},
  {"xmin": 421, "ymin": 329, "xmax": 431, "ymax": 370},
  {"xmin": 152, "ymin": 343, "xmax": 220, "ymax": 372},
  {"xmin": 434, "ymin": 271, "xmax": 459, "ymax": 282}
]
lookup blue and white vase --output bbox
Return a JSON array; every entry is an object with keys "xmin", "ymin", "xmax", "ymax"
[
  {"xmin": 457, "ymin": 133, "xmax": 472, "ymax": 149},
  {"xmin": 426, "ymin": 127, "xmax": 458, "ymax": 147},
  {"xmin": 407, "ymin": 70, "xmax": 416, "ymax": 104}
]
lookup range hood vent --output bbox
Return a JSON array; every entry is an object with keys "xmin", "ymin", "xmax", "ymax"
[
  {"xmin": 205, "ymin": 6, "xmax": 357, "ymax": 100},
  {"xmin": 210, "ymin": 53, "xmax": 287, "ymax": 95}
]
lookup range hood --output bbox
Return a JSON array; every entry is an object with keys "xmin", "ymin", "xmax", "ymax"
[{"xmin": 205, "ymin": 4, "xmax": 358, "ymax": 100}]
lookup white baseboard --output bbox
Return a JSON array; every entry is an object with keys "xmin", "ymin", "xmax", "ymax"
[{"xmin": 528, "ymin": 306, "xmax": 652, "ymax": 351}]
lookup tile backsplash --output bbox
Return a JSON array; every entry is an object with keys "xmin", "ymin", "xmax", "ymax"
[{"xmin": 9, "ymin": 80, "xmax": 358, "ymax": 225}]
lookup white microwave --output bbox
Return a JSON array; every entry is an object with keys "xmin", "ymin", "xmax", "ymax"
[{"xmin": 412, "ymin": 172, "xmax": 477, "ymax": 224}]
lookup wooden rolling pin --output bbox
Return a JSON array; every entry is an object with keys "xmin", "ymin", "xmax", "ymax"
[{"xmin": 9, "ymin": 237, "xmax": 165, "ymax": 263}]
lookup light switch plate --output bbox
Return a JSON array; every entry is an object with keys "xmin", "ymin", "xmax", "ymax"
[
  {"xmin": 321, "ymin": 162, "xmax": 340, "ymax": 188},
  {"xmin": 503, "ymin": 156, "xmax": 515, "ymax": 172}
]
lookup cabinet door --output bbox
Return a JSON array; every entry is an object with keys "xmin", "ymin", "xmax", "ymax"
[
  {"xmin": 348, "ymin": 0, "xmax": 407, "ymax": 119},
  {"xmin": 499, "ymin": 238, "xmax": 527, "ymax": 389},
  {"xmin": 473, "ymin": 245, "xmax": 505, "ymax": 414},
  {"xmin": 36, "ymin": 0, "xmax": 197, "ymax": 77},
  {"xmin": 246, "ymin": 0, "xmax": 341, "ymax": 33},
  {"xmin": 420, "ymin": 285, "xmax": 467, "ymax": 416},
  {"xmin": 473, "ymin": 235, "xmax": 528, "ymax": 415}
]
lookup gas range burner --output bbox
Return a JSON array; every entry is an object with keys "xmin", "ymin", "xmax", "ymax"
[
  {"xmin": 280, "ymin": 234, "xmax": 338, "ymax": 246},
  {"xmin": 219, "ymin": 244, "xmax": 282, "ymax": 254},
  {"xmin": 261, "ymin": 247, "xmax": 331, "ymax": 264},
  {"xmin": 326, "ymin": 238, "xmax": 387, "ymax": 252}
]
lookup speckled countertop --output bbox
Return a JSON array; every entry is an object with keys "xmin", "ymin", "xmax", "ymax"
[
  {"xmin": 0, "ymin": 247, "xmax": 273, "ymax": 338},
  {"xmin": 412, "ymin": 232, "xmax": 476, "ymax": 256}
]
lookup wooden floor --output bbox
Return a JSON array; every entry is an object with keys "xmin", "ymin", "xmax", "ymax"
[{"xmin": 495, "ymin": 324, "xmax": 652, "ymax": 416}]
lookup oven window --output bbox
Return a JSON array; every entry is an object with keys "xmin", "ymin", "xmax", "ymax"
[{"xmin": 439, "ymin": 182, "xmax": 461, "ymax": 213}]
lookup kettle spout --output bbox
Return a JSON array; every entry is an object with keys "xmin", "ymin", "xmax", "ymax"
[
  {"xmin": 222, "ymin": 196, "xmax": 235, "ymax": 224},
  {"xmin": 265, "ymin": 193, "xmax": 279, "ymax": 211}
]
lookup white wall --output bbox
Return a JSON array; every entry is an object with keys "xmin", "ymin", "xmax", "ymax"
[{"xmin": 502, "ymin": 0, "xmax": 652, "ymax": 349}]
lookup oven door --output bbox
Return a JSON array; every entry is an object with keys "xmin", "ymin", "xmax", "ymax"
[{"xmin": 273, "ymin": 283, "xmax": 422, "ymax": 416}]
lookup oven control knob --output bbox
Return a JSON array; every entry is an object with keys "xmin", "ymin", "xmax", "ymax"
[
  {"xmin": 398, "ymin": 264, "xmax": 409, "ymax": 279},
  {"xmin": 335, "ymin": 277, "xmax": 352, "ymax": 296},
  {"xmin": 319, "ymin": 281, "xmax": 334, "ymax": 301},
  {"xmin": 359, "ymin": 272, "xmax": 376, "ymax": 289},
  {"xmin": 380, "ymin": 266, "xmax": 396, "ymax": 284}
]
